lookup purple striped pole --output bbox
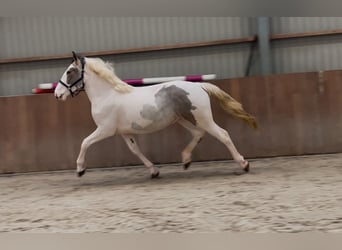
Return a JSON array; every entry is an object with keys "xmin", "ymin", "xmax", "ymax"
[
  {"xmin": 32, "ymin": 88, "xmax": 55, "ymax": 94},
  {"xmin": 39, "ymin": 82, "xmax": 58, "ymax": 89},
  {"xmin": 125, "ymin": 74, "xmax": 216, "ymax": 85},
  {"xmin": 37, "ymin": 74, "xmax": 217, "ymax": 90}
]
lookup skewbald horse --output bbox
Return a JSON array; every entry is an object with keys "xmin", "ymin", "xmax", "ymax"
[{"xmin": 55, "ymin": 52, "xmax": 257, "ymax": 178}]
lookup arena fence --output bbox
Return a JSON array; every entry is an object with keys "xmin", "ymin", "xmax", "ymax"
[{"xmin": 1, "ymin": 70, "xmax": 342, "ymax": 174}]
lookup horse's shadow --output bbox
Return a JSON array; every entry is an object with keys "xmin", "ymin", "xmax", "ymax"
[{"xmin": 73, "ymin": 165, "xmax": 257, "ymax": 189}]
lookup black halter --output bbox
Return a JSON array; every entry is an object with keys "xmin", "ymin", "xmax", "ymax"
[{"xmin": 58, "ymin": 57, "xmax": 86, "ymax": 97}]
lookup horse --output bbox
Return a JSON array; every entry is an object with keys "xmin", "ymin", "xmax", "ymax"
[{"xmin": 55, "ymin": 52, "xmax": 257, "ymax": 178}]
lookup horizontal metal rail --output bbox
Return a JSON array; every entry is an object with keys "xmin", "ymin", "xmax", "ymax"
[{"xmin": 0, "ymin": 36, "xmax": 257, "ymax": 65}]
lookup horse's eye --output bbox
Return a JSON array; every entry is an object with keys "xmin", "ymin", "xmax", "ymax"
[{"xmin": 67, "ymin": 70, "xmax": 72, "ymax": 75}]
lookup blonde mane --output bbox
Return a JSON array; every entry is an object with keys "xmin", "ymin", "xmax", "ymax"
[{"xmin": 86, "ymin": 58, "xmax": 134, "ymax": 93}]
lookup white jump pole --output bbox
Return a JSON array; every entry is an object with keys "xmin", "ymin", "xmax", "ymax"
[{"xmin": 38, "ymin": 74, "xmax": 217, "ymax": 90}]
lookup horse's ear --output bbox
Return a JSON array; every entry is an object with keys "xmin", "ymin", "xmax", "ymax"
[
  {"xmin": 72, "ymin": 51, "xmax": 78, "ymax": 61},
  {"xmin": 72, "ymin": 51, "xmax": 81, "ymax": 65}
]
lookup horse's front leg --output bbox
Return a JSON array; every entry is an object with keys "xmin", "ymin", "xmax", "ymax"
[{"xmin": 76, "ymin": 127, "xmax": 114, "ymax": 177}]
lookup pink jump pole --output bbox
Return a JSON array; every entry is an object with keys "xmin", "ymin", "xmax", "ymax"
[
  {"xmin": 124, "ymin": 74, "xmax": 216, "ymax": 86},
  {"xmin": 35, "ymin": 74, "xmax": 217, "ymax": 93}
]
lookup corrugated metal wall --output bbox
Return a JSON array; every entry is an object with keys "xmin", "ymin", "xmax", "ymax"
[
  {"xmin": 272, "ymin": 17, "xmax": 342, "ymax": 33},
  {"xmin": 2, "ymin": 17, "xmax": 342, "ymax": 96},
  {"xmin": 2, "ymin": 17, "xmax": 252, "ymax": 58},
  {"xmin": 0, "ymin": 17, "xmax": 253, "ymax": 96},
  {"xmin": 271, "ymin": 17, "xmax": 342, "ymax": 74}
]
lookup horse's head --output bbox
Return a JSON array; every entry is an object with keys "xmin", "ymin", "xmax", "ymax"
[{"xmin": 55, "ymin": 51, "xmax": 85, "ymax": 101}]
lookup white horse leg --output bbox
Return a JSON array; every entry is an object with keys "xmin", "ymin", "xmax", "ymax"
[
  {"xmin": 76, "ymin": 128, "xmax": 114, "ymax": 177},
  {"xmin": 121, "ymin": 134, "xmax": 160, "ymax": 178},
  {"xmin": 178, "ymin": 119, "xmax": 205, "ymax": 170},
  {"xmin": 203, "ymin": 122, "xmax": 249, "ymax": 172}
]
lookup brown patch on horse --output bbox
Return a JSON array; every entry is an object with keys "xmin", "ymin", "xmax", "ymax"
[
  {"xmin": 132, "ymin": 85, "xmax": 197, "ymax": 130},
  {"xmin": 155, "ymin": 85, "xmax": 197, "ymax": 125},
  {"xmin": 67, "ymin": 67, "xmax": 81, "ymax": 84}
]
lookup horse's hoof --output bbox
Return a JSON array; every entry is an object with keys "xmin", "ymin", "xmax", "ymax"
[
  {"xmin": 77, "ymin": 169, "xmax": 86, "ymax": 177},
  {"xmin": 151, "ymin": 171, "xmax": 160, "ymax": 179},
  {"xmin": 244, "ymin": 162, "xmax": 250, "ymax": 173},
  {"xmin": 183, "ymin": 161, "xmax": 191, "ymax": 170}
]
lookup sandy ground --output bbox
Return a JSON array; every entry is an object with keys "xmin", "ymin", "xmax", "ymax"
[{"xmin": 0, "ymin": 154, "xmax": 342, "ymax": 233}]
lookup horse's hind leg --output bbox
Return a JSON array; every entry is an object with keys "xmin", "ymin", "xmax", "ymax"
[
  {"xmin": 122, "ymin": 134, "xmax": 160, "ymax": 178},
  {"xmin": 178, "ymin": 119, "xmax": 205, "ymax": 170},
  {"xmin": 202, "ymin": 122, "xmax": 249, "ymax": 172}
]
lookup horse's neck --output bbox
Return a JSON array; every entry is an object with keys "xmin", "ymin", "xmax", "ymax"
[{"xmin": 84, "ymin": 73, "xmax": 117, "ymax": 104}]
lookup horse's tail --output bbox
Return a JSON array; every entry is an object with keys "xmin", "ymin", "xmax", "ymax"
[{"xmin": 200, "ymin": 82, "xmax": 258, "ymax": 129}]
